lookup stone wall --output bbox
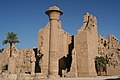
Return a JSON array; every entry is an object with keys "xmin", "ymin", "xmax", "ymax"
[
  {"xmin": 75, "ymin": 13, "xmax": 98, "ymax": 76},
  {"xmin": 0, "ymin": 44, "xmax": 36, "ymax": 75},
  {"xmin": 98, "ymin": 35, "xmax": 108, "ymax": 56},
  {"xmin": 107, "ymin": 65, "xmax": 120, "ymax": 76},
  {"xmin": 108, "ymin": 35, "xmax": 120, "ymax": 49},
  {"xmin": 0, "ymin": 6, "xmax": 120, "ymax": 79},
  {"xmin": 38, "ymin": 22, "xmax": 50, "ymax": 76},
  {"xmin": 0, "ymin": 44, "xmax": 20, "ymax": 73},
  {"xmin": 98, "ymin": 34, "xmax": 120, "ymax": 76},
  {"xmin": 38, "ymin": 19, "xmax": 72, "ymax": 77},
  {"xmin": 75, "ymin": 31, "xmax": 88, "ymax": 76}
]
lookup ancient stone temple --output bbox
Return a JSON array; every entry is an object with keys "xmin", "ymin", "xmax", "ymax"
[
  {"xmin": 38, "ymin": 6, "xmax": 72, "ymax": 78},
  {"xmin": 38, "ymin": 6, "xmax": 120, "ymax": 78},
  {"xmin": 0, "ymin": 6, "xmax": 120, "ymax": 80},
  {"xmin": 98, "ymin": 34, "xmax": 120, "ymax": 75},
  {"xmin": 38, "ymin": 7, "xmax": 98, "ymax": 77}
]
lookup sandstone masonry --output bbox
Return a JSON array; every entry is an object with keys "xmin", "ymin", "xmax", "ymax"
[{"xmin": 0, "ymin": 6, "xmax": 120, "ymax": 80}]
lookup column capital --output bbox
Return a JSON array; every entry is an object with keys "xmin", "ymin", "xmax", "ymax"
[{"xmin": 45, "ymin": 6, "xmax": 63, "ymax": 20}]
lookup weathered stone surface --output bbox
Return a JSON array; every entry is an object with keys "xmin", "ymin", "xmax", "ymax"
[
  {"xmin": 37, "ymin": 6, "xmax": 120, "ymax": 77},
  {"xmin": 8, "ymin": 57, "xmax": 16, "ymax": 74},
  {"xmin": 0, "ymin": 6, "xmax": 120, "ymax": 79},
  {"xmin": 9, "ymin": 74, "xmax": 17, "ymax": 80},
  {"xmin": 38, "ymin": 23, "xmax": 50, "ymax": 76},
  {"xmin": 75, "ymin": 13, "xmax": 98, "ymax": 76},
  {"xmin": 38, "ymin": 6, "xmax": 72, "ymax": 78},
  {"xmin": 98, "ymin": 34, "xmax": 120, "ymax": 75}
]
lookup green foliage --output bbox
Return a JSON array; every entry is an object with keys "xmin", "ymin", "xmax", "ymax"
[
  {"xmin": 2, "ymin": 64, "xmax": 8, "ymax": 72},
  {"xmin": 2, "ymin": 32, "xmax": 19, "ymax": 57},
  {"xmin": 2, "ymin": 32, "xmax": 19, "ymax": 45},
  {"xmin": 94, "ymin": 56, "xmax": 108, "ymax": 76}
]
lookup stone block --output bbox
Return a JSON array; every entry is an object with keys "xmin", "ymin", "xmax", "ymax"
[{"xmin": 9, "ymin": 74, "xmax": 17, "ymax": 80}]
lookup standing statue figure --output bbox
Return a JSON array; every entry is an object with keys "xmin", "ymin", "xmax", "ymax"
[
  {"xmin": 30, "ymin": 49, "xmax": 36, "ymax": 76},
  {"xmin": 8, "ymin": 54, "xmax": 16, "ymax": 74}
]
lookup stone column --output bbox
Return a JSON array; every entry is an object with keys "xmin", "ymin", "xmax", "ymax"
[
  {"xmin": 45, "ymin": 6, "xmax": 63, "ymax": 77},
  {"xmin": 31, "ymin": 50, "xmax": 36, "ymax": 76}
]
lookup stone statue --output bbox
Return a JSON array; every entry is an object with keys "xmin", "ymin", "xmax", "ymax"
[
  {"xmin": 30, "ymin": 49, "xmax": 36, "ymax": 76},
  {"xmin": 8, "ymin": 55, "xmax": 16, "ymax": 74}
]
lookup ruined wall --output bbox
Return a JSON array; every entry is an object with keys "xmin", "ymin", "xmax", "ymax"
[
  {"xmin": 75, "ymin": 13, "xmax": 98, "ymax": 76},
  {"xmin": 0, "ymin": 44, "xmax": 36, "ymax": 75},
  {"xmin": 75, "ymin": 31, "xmax": 88, "ymax": 76},
  {"xmin": 58, "ymin": 28, "xmax": 70, "ymax": 77},
  {"xmin": 38, "ymin": 20, "xmax": 72, "ymax": 77},
  {"xmin": 107, "ymin": 35, "xmax": 120, "ymax": 68},
  {"xmin": 107, "ymin": 65, "xmax": 120, "ymax": 76},
  {"xmin": 98, "ymin": 35, "xmax": 108, "ymax": 56},
  {"xmin": 58, "ymin": 29, "xmax": 70, "ymax": 59},
  {"xmin": 0, "ymin": 44, "xmax": 20, "ymax": 73},
  {"xmin": 0, "ymin": 6, "xmax": 120, "ymax": 78},
  {"xmin": 108, "ymin": 35, "xmax": 120, "ymax": 49},
  {"xmin": 38, "ymin": 22, "xmax": 50, "ymax": 75},
  {"xmin": 98, "ymin": 34, "xmax": 120, "ymax": 75}
]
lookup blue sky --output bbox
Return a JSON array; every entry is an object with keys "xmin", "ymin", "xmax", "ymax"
[{"xmin": 0, "ymin": 0, "xmax": 120, "ymax": 49}]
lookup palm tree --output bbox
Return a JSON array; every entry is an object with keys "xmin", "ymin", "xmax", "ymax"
[
  {"xmin": 2, "ymin": 32, "xmax": 19, "ymax": 57},
  {"xmin": 94, "ymin": 56, "xmax": 108, "ymax": 76}
]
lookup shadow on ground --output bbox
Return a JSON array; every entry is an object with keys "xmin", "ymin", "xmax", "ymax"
[{"xmin": 105, "ymin": 77, "xmax": 120, "ymax": 80}]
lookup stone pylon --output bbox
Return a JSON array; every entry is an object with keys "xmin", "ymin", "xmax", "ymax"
[{"xmin": 45, "ymin": 6, "xmax": 63, "ymax": 78}]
